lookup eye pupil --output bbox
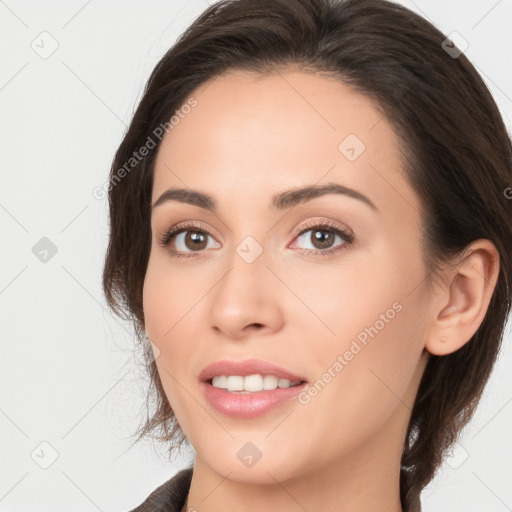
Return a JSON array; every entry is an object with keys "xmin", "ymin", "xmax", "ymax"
[
  {"xmin": 312, "ymin": 229, "xmax": 334, "ymax": 249},
  {"xmin": 186, "ymin": 231, "xmax": 207, "ymax": 250}
]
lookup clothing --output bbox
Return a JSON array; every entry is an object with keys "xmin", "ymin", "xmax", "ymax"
[{"xmin": 128, "ymin": 466, "xmax": 193, "ymax": 512}]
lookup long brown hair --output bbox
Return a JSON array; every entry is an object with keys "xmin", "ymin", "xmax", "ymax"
[{"xmin": 102, "ymin": 0, "xmax": 512, "ymax": 509}]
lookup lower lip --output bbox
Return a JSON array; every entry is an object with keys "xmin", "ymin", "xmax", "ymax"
[{"xmin": 201, "ymin": 381, "xmax": 308, "ymax": 419}]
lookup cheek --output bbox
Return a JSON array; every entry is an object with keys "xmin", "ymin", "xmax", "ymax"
[
  {"xmin": 142, "ymin": 252, "xmax": 199, "ymax": 339},
  {"xmin": 294, "ymin": 295, "xmax": 427, "ymax": 463},
  {"xmin": 142, "ymin": 264, "xmax": 168, "ymax": 341},
  {"xmin": 285, "ymin": 240, "xmax": 423, "ymax": 357},
  {"xmin": 142, "ymin": 253, "xmax": 209, "ymax": 378},
  {"xmin": 298, "ymin": 245, "xmax": 428, "ymax": 431},
  {"xmin": 142, "ymin": 259, "xmax": 200, "ymax": 425}
]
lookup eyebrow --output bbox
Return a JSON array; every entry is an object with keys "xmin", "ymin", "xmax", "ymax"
[{"xmin": 151, "ymin": 182, "xmax": 378, "ymax": 213}]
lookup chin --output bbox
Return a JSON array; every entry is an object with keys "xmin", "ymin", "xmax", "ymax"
[{"xmin": 192, "ymin": 437, "xmax": 304, "ymax": 483}]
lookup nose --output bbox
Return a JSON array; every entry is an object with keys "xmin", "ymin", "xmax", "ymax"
[{"xmin": 207, "ymin": 247, "xmax": 284, "ymax": 340}]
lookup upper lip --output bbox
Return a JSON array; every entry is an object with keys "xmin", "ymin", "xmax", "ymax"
[{"xmin": 199, "ymin": 359, "xmax": 307, "ymax": 383}]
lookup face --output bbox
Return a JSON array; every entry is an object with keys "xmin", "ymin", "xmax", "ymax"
[{"xmin": 143, "ymin": 68, "xmax": 432, "ymax": 483}]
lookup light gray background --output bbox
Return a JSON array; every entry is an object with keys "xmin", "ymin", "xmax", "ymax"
[{"xmin": 1, "ymin": 1, "xmax": 511, "ymax": 510}]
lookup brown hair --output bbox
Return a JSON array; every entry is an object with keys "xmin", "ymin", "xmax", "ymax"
[{"xmin": 102, "ymin": 0, "xmax": 512, "ymax": 509}]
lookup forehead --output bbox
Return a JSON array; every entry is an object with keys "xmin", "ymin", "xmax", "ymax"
[{"xmin": 152, "ymin": 68, "xmax": 417, "ymax": 217}]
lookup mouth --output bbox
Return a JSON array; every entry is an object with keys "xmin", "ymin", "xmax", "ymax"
[{"xmin": 199, "ymin": 359, "xmax": 309, "ymax": 418}]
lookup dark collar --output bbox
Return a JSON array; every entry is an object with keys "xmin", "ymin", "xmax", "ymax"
[{"xmin": 128, "ymin": 466, "xmax": 193, "ymax": 512}]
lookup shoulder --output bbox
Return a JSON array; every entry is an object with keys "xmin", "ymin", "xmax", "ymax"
[{"xmin": 127, "ymin": 466, "xmax": 193, "ymax": 512}]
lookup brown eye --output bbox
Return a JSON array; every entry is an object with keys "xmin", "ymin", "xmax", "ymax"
[
  {"xmin": 159, "ymin": 224, "xmax": 220, "ymax": 259},
  {"xmin": 304, "ymin": 229, "xmax": 336, "ymax": 250},
  {"xmin": 292, "ymin": 221, "xmax": 354, "ymax": 256},
  {"xmin": 181, "ymin": 231, "xmax": 209, "ymax": 251}
]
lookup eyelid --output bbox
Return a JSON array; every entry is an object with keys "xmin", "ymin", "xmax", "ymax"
[
  {"xmin": 290, "ymin": 217, "xmax": 354, "ymax": 241},
  {"xmin": 158, "ymin": 220, "xmax": 218, "ymax": 246}
]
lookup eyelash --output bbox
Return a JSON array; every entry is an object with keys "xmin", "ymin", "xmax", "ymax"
[{"xmin": 158, "ymin": 219, "xmax": 354, "ymax": 259}]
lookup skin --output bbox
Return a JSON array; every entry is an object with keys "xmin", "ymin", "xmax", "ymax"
[{"xmin": 142, "ymin": 68, "xmax": 499, "ymax": 512}]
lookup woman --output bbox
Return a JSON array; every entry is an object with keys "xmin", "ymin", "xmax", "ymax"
[{"xmin": 102, "ymin": 0, "xmax": 512, "ymax": 510}]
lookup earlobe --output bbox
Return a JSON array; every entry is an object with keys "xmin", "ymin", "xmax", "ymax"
[{"xmin": 425, "ymin": 239, "xmax": 500, "ymax": 356}]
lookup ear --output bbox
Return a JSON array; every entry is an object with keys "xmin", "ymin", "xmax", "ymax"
[{"xmin": 425, "ymin": 239, "xmax": 500, "ymax": 356}]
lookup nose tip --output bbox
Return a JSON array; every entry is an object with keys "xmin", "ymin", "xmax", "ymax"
[{"xmin": 208, "ymin": 254, "xmax": 284, "ymax": 338}]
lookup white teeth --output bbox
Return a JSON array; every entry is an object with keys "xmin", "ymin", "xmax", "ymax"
[
  {"xmin": 263, "ymin": 375, "xmax": 278, "ymax": 390},
  {"xmin": 213, "ymin": 375, "xmax": 228, "ymax": 389},
  {"xmin": 245, "ymin": 374, "xmax": 264, "ymax": 392},
  {"xmin": 211, "ymin": 374, "xmax": 302, "ymax": 392},
  {"xmin": 227, "ymin": 376, "xmax": 244, "ymax": 391}
]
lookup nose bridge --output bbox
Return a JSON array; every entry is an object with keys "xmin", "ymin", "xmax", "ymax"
[{"xmin": 218, "ymin": 233, "xmax": 269, "ymax": 302}]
